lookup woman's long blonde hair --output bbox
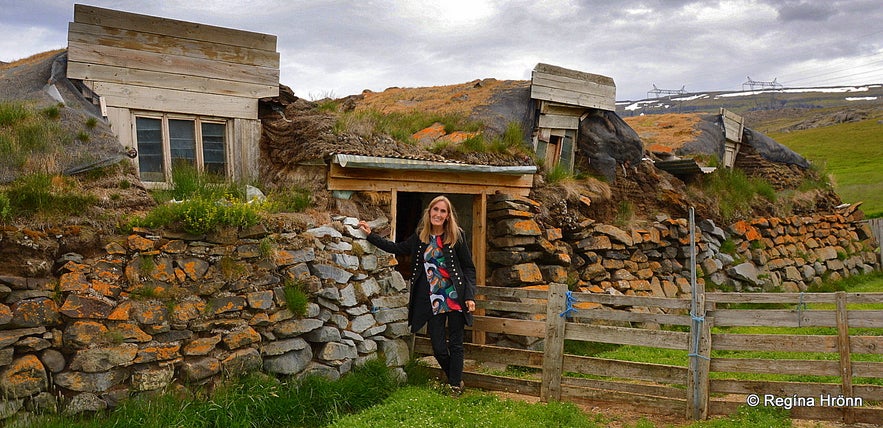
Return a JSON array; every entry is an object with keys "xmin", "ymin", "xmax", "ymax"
[{"xmin": 417, "ymin": 195, "xmax": 462, "ymax": 246}]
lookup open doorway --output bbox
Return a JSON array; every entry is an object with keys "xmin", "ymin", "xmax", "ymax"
[{"xmin": 394, "ymin": 192, "xmax": 474, "ymax": 280}]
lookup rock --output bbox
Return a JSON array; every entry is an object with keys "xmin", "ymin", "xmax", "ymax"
[
  {"xmin": 304, "ymin": 326, "xmax": 341, "ymax": 343},
  {"xmin": 68, "ymin": 344, "xmax": 138, "ymax": 372},
  {"xmin": 180, "ymin": 357, "xmax": 221, "ymax": 381},
  {"xmin": 310, "ymin": 264, "xmax": 353, "ymax": 284},
  {"xmin": 183, "ymin": 335, "xmax": 222, "ymax": 356},
  {"xmin": 263, "ymin": 347, "xmax": 313, "ymax": 375},
  {"xmin": 595, "ymin": 224, "xmax": 633, "ymax": 246},
  {"xmin": 317, "ymin": 342, "xmax": 357, "ymax": 362},
  {"xmin": 222, "ymin": 327, "xmax": 261, "ymax": 350},
  {"xmin": 54, "ymin": 369, "xmax": 127, "ymax": 392},
  {"xmin": 59, "ymin": 294, "xmax": 115, "ymax": 319},
  {"xmin": 376, "ymin": 338, "xmax": 410, "ymax": 367},
  {"xmin": 222, "ymin": 348, "xmax": 262, "ymax": 376},
  {"xmin": 63, "ymin": 321, "xmax": 109, "ymax": 349},
  {"xmin": 131, "ymin": 365, "xmax": 174, "ymax": 391},
  {"xmin": 727, "ymin": 262, "xmax": 761, "ymax": 286},
  {"xmin": 0, "ymin": 355, "xmax": 47, "ymax": 397},
  {"xmin": 273, "ymin": 318, "xmax": 323, "ymax": 338},
  {"xmin": 490, "ymin": 263, "xmax": 543, "ymax": 286},
  {"xmin": 494, "ymin": 219, "xmax": 542, "ymax": 237},
  {"xmin": 261, "ymin": 338, "xmax": 308, "ymax": 357},
  {"xmin": 64, "ymin": 392, "xmax": 106, "ymax": 415},
  {"xmin": 10, "ymin": 298, "xmax": 60, "ymax": 328}
]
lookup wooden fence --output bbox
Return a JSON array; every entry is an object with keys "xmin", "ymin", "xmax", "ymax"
[{"xmin": 413, "ymin": 284, "xmax": 883, "ymax": 423}]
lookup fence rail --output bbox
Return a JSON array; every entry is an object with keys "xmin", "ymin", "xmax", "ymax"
[{"xmin": 413, "ymin": 284, "xmax": 883, "ymax": 423}]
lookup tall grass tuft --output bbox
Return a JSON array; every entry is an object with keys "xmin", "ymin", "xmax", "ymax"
[
  {"xmin": 3, "ymin": 173, "xmax": 97, "ymax": 219},
  {"xmin": 25, "ymin": 359, "xmax": 400, "ymax": 428},
  {"xmin": 283, "ymin": 279, "xmax": 309, "ymax": 317},
  {"xmin": 128, "ymin": 164, "xmax": 260, "ymax": 234},
  {"xmin": 701, "ymin": 168, "xmax": 777, "ymax": 222}
]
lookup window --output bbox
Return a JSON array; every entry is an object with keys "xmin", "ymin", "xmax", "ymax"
[{"xmin": 134, "ymin": 113, "xmax": 228, "ymax": 183}]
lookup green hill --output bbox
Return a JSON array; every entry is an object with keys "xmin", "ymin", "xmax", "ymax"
[{"xmin": 767, "ymin": 114, "xmax": 883, "ymax": 218}]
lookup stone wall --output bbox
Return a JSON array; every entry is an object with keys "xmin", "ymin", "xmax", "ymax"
[
  {"xmin": 487, "ymin": 194, "xmax": 879, "ymax": 297},
  {"xmin": 0, "ymin": 217, "xmax": 409, "ymax": 419}
]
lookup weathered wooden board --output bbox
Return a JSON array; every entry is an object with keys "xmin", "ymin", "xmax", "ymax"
[
  {"xmin": 711, "ymin": 379, "xmax": 883, "ymax": 402},
  {"xmin": 713, "ymin": 333, "xmax": 837, "ymax": 352},
  {"xmin": 563, "ymin": 354, "xmax": 688, "ymax": 384},
  {"xmin": 706, "ymin": 292, "xmax": 883, "ymax": 305},
  {"xmin": 67, "ymin": 61, "xmax": 278, "ymax": 98},
  {"xmin": 67, "ymin": 42, "xmax": 279, "ymax": 87},
  {"xmin": 537, "ymin": 113, "xmax": 580, "ymax": 129},
  {"xmin": 327, "ymin": 163, "xmax": 534, "ymax": 195},
  {"xmin": 563, "ymin": 377, "xmax": 686, "ymax": 400},
  {"xmin": 571, "ymin": 309, "xmax": 692, "ymax": 326},
  {"xmin": 570, "ymin": 291, "xmax": 691, "ymax": 309},
  {"xmin": 471, "ymin": 316, "xmax": 546, "ymax": 338},
  {"xmin": 530, "ymin": 63, "xmax": 616, "ymax": 111},
  {"xmin": 564, "ymin": 323, "xmax": 690, "ymax": 350},
  {"xmin": 711, "ymin": 358, "xmax": 841, "ymax": 376},
  {"xmin": 478, "ymin": 286, "xmax": 548, "ymax": 300},
  {"xmin": 74, "ymin": 4, "xmax": 276, "ymax": 51},
  {"xmin": 478, "ymin": 300, "xmax": 546, "ymax": 314},
  {"xmin": 68, "ymin": 22, "xmax": 279, "ymax": 68},
  {"xmin": 709, "ymin": 309, "xmax": 837, "ymax": 327},
  {"xmin": 561, "ymin": 384, "xmax": 687, "ymax": 415},
  {"xmin": 90, "ymin": 81, "xmax": 258, "ymax": 119},
  {"xmin": 720, "ymin": 108, "xmax": 744, "ymax": 143}
]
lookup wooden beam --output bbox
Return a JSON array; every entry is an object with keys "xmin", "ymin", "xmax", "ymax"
[
  {"xmin": 74, "ymin": 4, "xmax": 277, "ymax": 51},
  {"xmin": 67, "ymin": 42, "xmax": 279, "ymax": 87},
  {"xmin": 67, "ymin": 61, "xmax": 278, "ymax": 98},
  {"xmin": 836, "ymin": 292, "xmax": 855, "ymax": 424},
  {"xmin": 541, "ymin": 283, "xmax": 567, "ymax": 402},
  {"xmin": 90, "ymin": 81, "xmax": 258, "ymax": 119},
  {"xmin": 68, "ymin": 22, "xmax": 280, "ymax": 68}
]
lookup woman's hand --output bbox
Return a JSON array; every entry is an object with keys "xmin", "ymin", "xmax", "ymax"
[
  {"xmin": 358, "ymin": 220, "xmax": 372, "ymax": 235},
  {"xmin": 465, "ymin": 300, "xmax": 476, "ymax": 312}
]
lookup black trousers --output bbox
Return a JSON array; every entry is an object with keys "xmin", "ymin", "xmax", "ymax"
[{"xmin": 427, "ymin": 310, "xmax": 466, "ymax": 386}]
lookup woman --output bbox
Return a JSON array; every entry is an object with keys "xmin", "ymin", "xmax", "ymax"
[{"xmin": 359, "ymin": 195, "xmax": 477, "ymax": 394}]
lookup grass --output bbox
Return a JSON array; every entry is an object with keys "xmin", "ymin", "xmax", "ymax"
[
  {"xmin": 25, "ymin": 359, "xmax": 400, "ymax": 428},
  {"xmin": 0, "ymin": 101, "xmax": 71, "ymax": 170},
  {"xmin": 768, "ymin": 117, "xmax": 883, "ymax": 218},
  {"xmin": 283, "ymin": 279, "xmax": 309, "ymax": 317},
  {"xmin": 557, "ymin": 272, "xmax": 883, "ymax": 388},
  {"xmin": 334, "ymin": 108, "xmax": 480, "ymax": 143},
  {"xmin": 330, "ymin": 386, "xmax": 608, "ymax": 428},
  {"xmin": 126, "ymin": 164, "xmax": 262, "ymax": 234},
  {"xmin": 1, "ymin": 173, "xmax": 98, "ymax": 221},
  {"xmin": 699, "ymin": 168, "xmax": 777, "ymax": 222}
]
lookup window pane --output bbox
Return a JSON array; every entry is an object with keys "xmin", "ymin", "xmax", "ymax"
[
  {"xmin": 169, "ymin": 119, "xmax": 196, "ymax": 169},
  {"xmin": 202, "ymin": 122, "xmax": 226, "ymax": 177},
  {"xmin": 135, "ymin": 117, "xmax": 164, "ymax": 182}
]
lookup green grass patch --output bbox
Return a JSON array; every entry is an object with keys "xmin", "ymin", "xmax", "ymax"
[
  {"xmin": 330, "ymin": 386, "xmax": 607, "ymax": 428},
  {"xmin": 283, "ymin": 279, "xmax": 309, "ymax": 317},
  {"xmin": 1, "ymin": 173, "xmax": 98, "ymax": 220},
  {"xmin": 769, "ymin": 117, "xmax": 883, "ymax": 218},
  {"xmin": 334, "ymin": 109, "xmax": 480, "ymax": 143},
  {"xmin": 25, "ymin": 359, "xmax": 400, "ymax": 428},
  {"xmin": 699, "ymin": 168, "xmax": 777, "ymax": 222},
  {"xmin": 265, "ymin": 186, "xmax": 312, "ymax": 213},
  {"xmin": 127, "ymin": 164, "xmax": 261, "ymax": 234}
]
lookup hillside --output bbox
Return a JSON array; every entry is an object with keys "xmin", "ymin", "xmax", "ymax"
[{"xmin": 616, "ymin": 84, "xmax": 883, "ymax": 117}]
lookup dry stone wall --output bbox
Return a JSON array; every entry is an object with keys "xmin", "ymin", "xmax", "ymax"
[
  {"xmin": 0, "ymin": 217, "xmax": 409, "ymax": 419},
  {"xmin": 488, "ymin": 194, "xmax": 879, "ymax": 296}
]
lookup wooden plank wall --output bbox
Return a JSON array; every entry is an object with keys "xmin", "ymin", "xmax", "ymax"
[
  {"xmin": 413, "ymin": 285, "xmax": 883, "ymax": 423},
  {"xmin": 67, "ymin": 4, "xmax": 279, "ymax": 119},
  {"xmin": 720, "ymin": 108, "xmax": 745, "ymax": 143},
  {"xmin": 530, "ymin": 63, "xmax": 616, "ymax": 111}
]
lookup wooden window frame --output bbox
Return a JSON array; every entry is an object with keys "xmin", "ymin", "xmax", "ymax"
[{"xmin": 132, "ymin": 111, "xmax": 232, "ymax": 185}]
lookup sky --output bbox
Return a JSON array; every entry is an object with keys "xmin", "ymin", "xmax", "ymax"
[{"xmin": 1, "ymin": 0, "xmax": 881, "ymax": 101}]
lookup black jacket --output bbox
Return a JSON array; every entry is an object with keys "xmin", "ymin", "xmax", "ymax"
[{"xmin": 367, "ymin": 231, "xmax": 477, "ymax": 332}]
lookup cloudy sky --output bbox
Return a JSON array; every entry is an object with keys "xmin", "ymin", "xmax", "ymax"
[{"xmin": 1, "ymin": 0, "xmax": 881, "ymax": 101}]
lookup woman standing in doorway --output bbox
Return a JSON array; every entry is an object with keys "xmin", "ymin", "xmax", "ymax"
[{"xmin": 358, "ymin": 195, "xmax": 477, "ymax": 394}]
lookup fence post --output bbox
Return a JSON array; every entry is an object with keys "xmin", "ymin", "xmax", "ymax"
[
  {"xmin": 835, "ymin": 291, "xmax": 855, "ymax": 424},
  {"xmin": 541, "ymin": 283, "xmax": 567, "ymax": 402},
  {"xmin": 687, "ymin": 207, "xmax": 710, "ymax": 420}
]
